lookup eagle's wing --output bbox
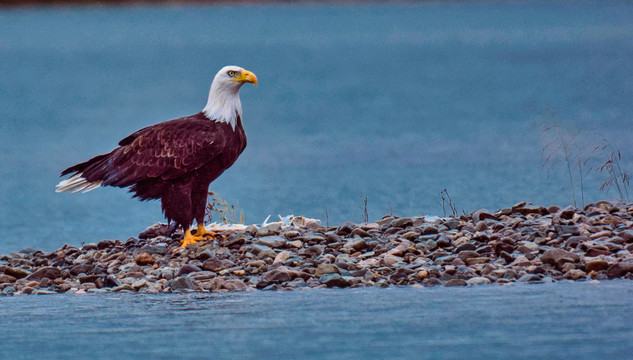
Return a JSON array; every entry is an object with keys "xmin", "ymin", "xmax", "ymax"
[{"xmin": 62, "ymin": 116, "xmax": 227, "ymax": 188}]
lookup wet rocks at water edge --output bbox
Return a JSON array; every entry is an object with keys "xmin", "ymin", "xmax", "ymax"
[{"xmin": 1, "ymin": 200, "xmax": 633, "ymax": 295}]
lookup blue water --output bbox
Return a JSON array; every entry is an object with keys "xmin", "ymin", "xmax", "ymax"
[
  {"xmin": 1, "ymin": 281, "xmax": 632, "ymax": 359},
  {"xmin": 2, "ymin": 2, "xmax": 633, "ymax": 359},
  {"xmin": 2, "ymin": 2, "xmax": 633, "ymax": 253}
]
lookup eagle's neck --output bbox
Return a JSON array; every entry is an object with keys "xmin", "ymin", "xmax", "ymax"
[{"xmin": 202, "ymin": 83, "xmax": 243, "ymax": 130}]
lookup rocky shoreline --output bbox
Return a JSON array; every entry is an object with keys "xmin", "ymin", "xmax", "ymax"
[{"xmin": 2, "ymin": 200, "xmax": 633, "ymax": 295}]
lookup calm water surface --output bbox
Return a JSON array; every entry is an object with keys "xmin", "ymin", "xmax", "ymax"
[
  {"xmin": 2, "ymin": 3, "xmax": 633, "ymax": 358},
  {"xmin": 1, "ymin": 1, "xmax": 632, "ymax": 253},
  {"xmin": 1, "ymin": 281, "xmax": 632, "ymax": 359}
]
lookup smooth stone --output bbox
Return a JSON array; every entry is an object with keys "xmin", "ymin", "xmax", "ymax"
[
  {"xmin": 2, "ymin": 286, "xmax": 16, "ymax": 295},
  {"xmin": 257, "ymin": 249, "xmax": 277, "ymax": 260},
  {"xmin": 70, "ymin": 264, "xmax": 94, "ymax": 276},
  {"xmin": 202, "ymin": 258, "xmax": 224, "ymax": 272},
  {"xmin": 4, "ymin": 267, "xmax": 30, "ymax": 279},
  {"xmin": 169, "ymin": 276, "xmax": 198, "ymax": 291},
  {"xmin": 25, "ymin": 267, "xmax": 62, "ymax": 281},
  {"xmin": 518, "ymin": 274, "xmax": 543, "ymax": 283},
  {"xmin": 134, "ymin": 253, "xmax": 155, "ymax": 266},
  {"xmin": 466, "ymin": 257, "xmax": 492, "ymax": 265},
  {"xmin": 540, "ymin": 249, "xmax": 580, "ymax": 267},
  {"xmin": 444, "ymin": 279, "xmax": 468, "ymax": 287},
  {"xmin": 103, "ymin": 275, "xmax": 120, "ymax": 288},
  {"xmin": 273, "ymin": 251, "xmax": 291, "ymax": 264},
  {"xmin": 262, "ymin": 266, "xmax": 299, "ymax": 284},
  {"xmin": 455, "ymin": 243, "xmax": 477, "ymax": 252},
  {"xmin": 222, "ymin": 279, "xmax": 248, "ymax": 292},
  {"xmin": 383, "ymin": 254, "xmax": 403, "ymax": 266},
  {"xmin": 78, "ymin": 275, "xmax": 102, "ymax": 284},
  {"xmin": 319, "ymin": 273, "xmax": 350, "ymax": 288},
  {"xmin": 0, "ymin": 274, "xmax": 17, "ymax": 283},
  {"xmin": 344, "ymin": 238, "xmax": 368, "ymax": 251},
  {"xmin": 564, "ymin": 269, "xmax": 586, "ymax": 280},
  {"xmin": 457, "ymin": 251, "xmax": 480, "ymax": 262},
  {"xmin": 176, "ymin": 264, "xmax": 202, "ymax": 277},
  {"xmin": 315, "ymin": 264, "xmax": 340, "ymax": 278},
  {"xmin": 467, "ymin": 277, "xmax": 491, "ymax": 286},
  {"xmin": 256, "ymin": 235, "xmax": 287, "ymax": 248},
  {"xmin": 585, "ymin": 259, "xmax": 609, "ymax": 273},
  {"xmin": 132, "ymin": 279, "xmax": 149, "ymax": 290},
  {"xmin": 606, "ymin": 261, "xmax": 633, "ymax": 278},
  {"xmin": 472, "ymin": 210, "xmax": 499, "ymax": 222},
  {"xmin": 196, "ymin": 249, "xmax": 216, "ymax": 260},
  {"xmin": 139, "ymin": 245, "xmax": 169, "ymax": 255}
]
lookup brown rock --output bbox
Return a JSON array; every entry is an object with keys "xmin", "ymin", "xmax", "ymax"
[
  {"xmin": 262, "ymin": 266, "xmax": 299, "ymax": 284},
  {"xmin": 202, "ymin": 258, "xmax": 224, "ymax": 272},
  {"xmin": 444, "ymin": 279, "xmax": 468, "ymax": 287},
  {"xmin": 0, "ymin": 274, "xmax": 16, "ymax": 283},
  {"xmin": 606, "ymin": 261, "xmax": 633, "ymax": 278},
  {"xmin": 315, "ymin": 264, "xmax": 340, "ymax": 278},
  {"xmin": 585, "ymin": 259, "xmax": 609, "ymax": 273},
  {"xmin": 176, "ymin": 264, "xmax": 202, "ymax": 277},
  {"xmin": 222, "ymin": 279, "xmax": 248, "ymax": 292},
  {"xmin": 564, "ymin": 269, "xmax": 586, "ymax": 280},
  {"xmin": 134, "ymin": 253, "xmax": 155, "ymax": 266},
  {"xmin": 457, "ymin": 251, "xmax": 480, "ymax": 263},
  {"xmin": 70, "ymin": 264, "xmax": 94, "ymax": 276},
  {"xmin": 4, "ymin": 267, "xmax": 29, "ymax": 279},
  {"xmin": 25, "ymin": 267, "xmax": 61, "ymax": 281},
  {"xmin": 540, "ymin": 249, "xmax": 580, "ymax": 267}
]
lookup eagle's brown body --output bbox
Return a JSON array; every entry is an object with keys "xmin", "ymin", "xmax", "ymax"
[{"xmin": 60, "ymin": 112, "xmax": 247, "ymax": 232}]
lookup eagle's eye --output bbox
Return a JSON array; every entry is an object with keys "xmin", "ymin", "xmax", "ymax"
[{"xmin": 227, "ymin": 70, "xmax": 236, "ymax": 77}]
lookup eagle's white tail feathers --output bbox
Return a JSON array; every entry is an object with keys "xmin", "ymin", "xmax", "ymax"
[{"xmin": 55, "ymin": 173, "xmax": 103, "ymax": 193}]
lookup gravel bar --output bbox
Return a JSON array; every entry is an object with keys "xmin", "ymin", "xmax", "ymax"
[{"xmin": 2, "ymin": 200, "xmax": 633, "ymax": 295}]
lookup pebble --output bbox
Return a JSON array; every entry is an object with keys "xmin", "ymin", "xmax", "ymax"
[{"xmin": 1, "ymin": 203, "xmax": 632, "ymax": 295}]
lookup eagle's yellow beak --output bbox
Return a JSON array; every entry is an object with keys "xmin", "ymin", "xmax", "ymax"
[{"xmin": 233, "ymin": 70, "xmax": 258, "ymax": 87}]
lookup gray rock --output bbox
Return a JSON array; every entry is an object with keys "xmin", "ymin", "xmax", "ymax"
[
  {"xmin": 315, "ymin": 264, "xmax": 340, "ymax": 278},
  {"xmin": 1, "ymin": 286, "xmax": 15, "ymax": 295},
  {"xmin": 455, "ymin": 243, "xmax": 477, "ymax": 252},
  {"xmin": 457, "ymin": 251, "xmax": 480, "ymax": 262},
  {"xmin": 139, "ymin": 245, "xmax": 169, "ymax": 255},
  {"xmin": 257, "ymin": 235, "xmax": 287, "ymax": 248},
  {"xmin": 196, "ymin": 249, "xmax": 216, "ymax": 260},
  {"xmin": 540, "ymin": 249, "xmax": 580, "ymax": 267},
  {"xmin": 169, "ymin": 276, "xmax": 198, "ymax": 291},
  {"xmin": 344, "ymin": 238, "xmax": 368, "ymax": 252},
  {"xmin": 518, "ymin": 274, "xmax": 543, "ymax": 283},
  {"xmin": 103, "ymin": 275, "xmax": 120, "ymax": 288}
]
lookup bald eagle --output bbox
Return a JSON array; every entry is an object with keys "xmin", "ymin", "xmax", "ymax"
[{"xmin": 56, "ymin": 65, "xmax": 257, "ymax": 247}]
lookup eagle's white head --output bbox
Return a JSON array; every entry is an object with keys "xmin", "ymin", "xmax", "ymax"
[{"xmin": 202, "ymin": 65, "xmax": 258, "ymax": 130}]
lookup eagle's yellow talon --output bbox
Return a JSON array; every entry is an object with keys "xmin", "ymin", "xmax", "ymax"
[{"xmin": 178, "ymin": 229, "xmax": 204, "ymax": 248}]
